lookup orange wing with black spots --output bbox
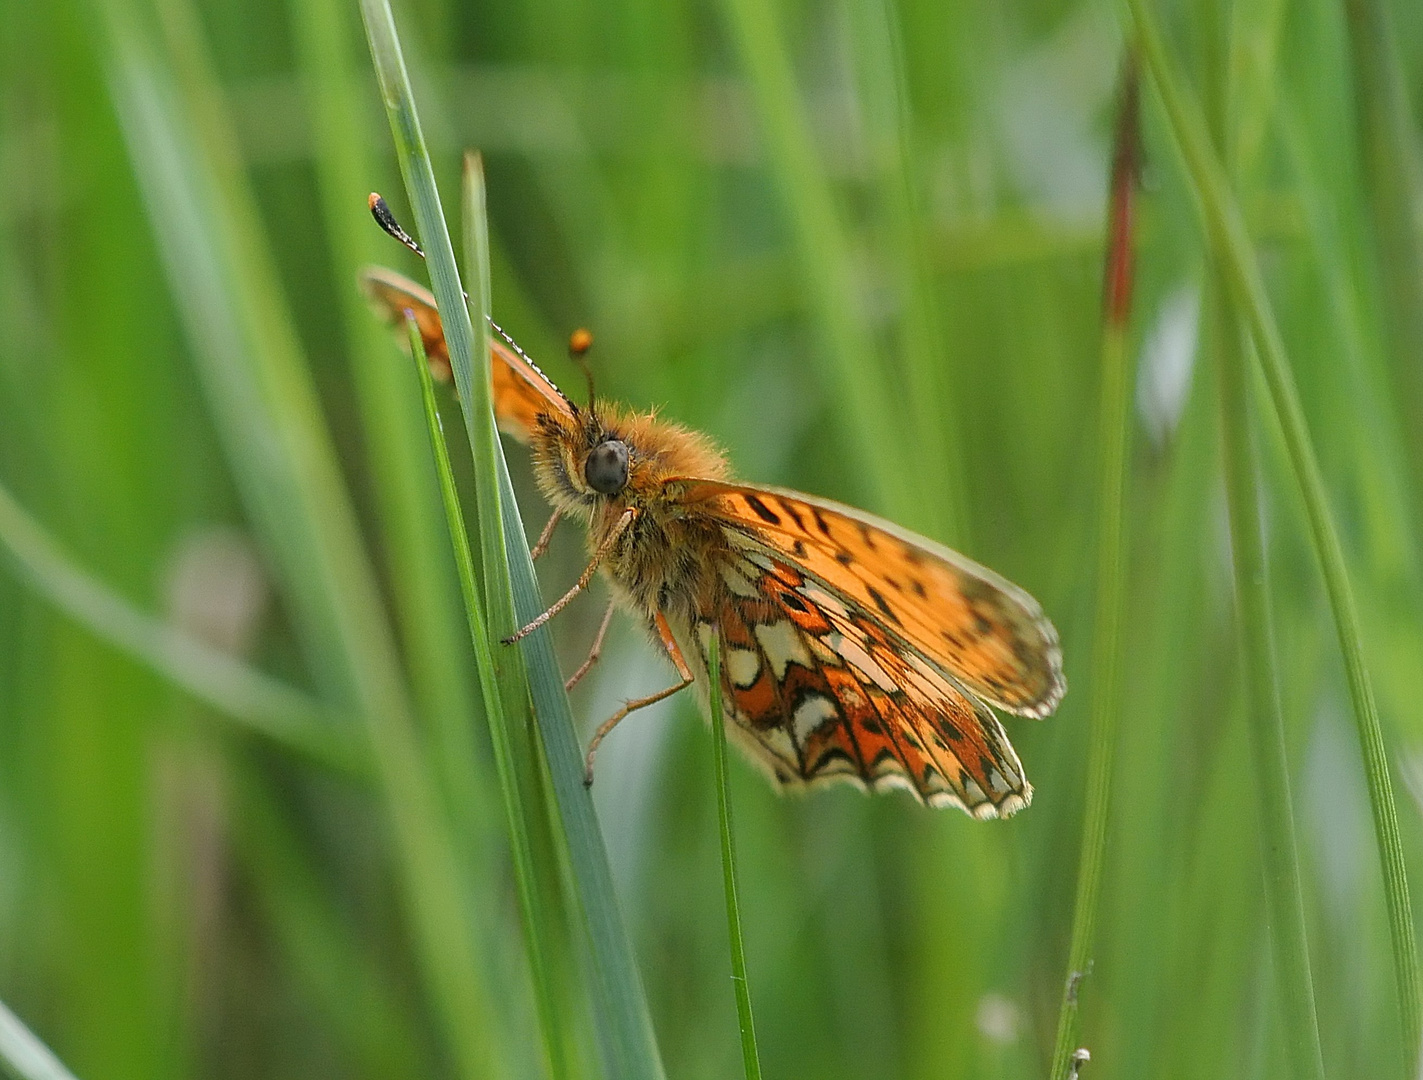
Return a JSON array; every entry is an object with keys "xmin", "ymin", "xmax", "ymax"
[
  {"xmin": 675, "ymin": 539, "xmax": 1031, "ymax": 817},
  {"xmin": 359, "ymin": 266, "xmax": 575, "ymax": 441},
  {"xmin": 682, "ymin": 481, "xmax": 1065, "ymax": 718}
]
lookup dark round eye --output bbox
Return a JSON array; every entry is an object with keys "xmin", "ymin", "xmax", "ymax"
[{"xmin": 583, "ymin": 439, "xmax": 630, "ymax": 495}]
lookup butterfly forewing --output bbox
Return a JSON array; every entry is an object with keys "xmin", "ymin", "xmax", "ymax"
[
  {"xmin": 681, "ymin": 480, "xmax": 1065, "ymax": 718},
  {"xmin": 358, "ymin": 266, "xmax": 575, "ymax": 442}
]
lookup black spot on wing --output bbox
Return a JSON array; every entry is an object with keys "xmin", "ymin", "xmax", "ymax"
[
  {"xmin": 865, "ymin": 585, "xmax": 900, "ymax": 625},
  {"xmin": 779, "ymin": 500, "xmax": 806, "ymax": 531},
  {"xmin": 780, "ymin": 591, "xmax": 808, "ymax": 614},
  {"xmin": 743, "ymin": 494, "xmax": 781, "ymax": 525}
]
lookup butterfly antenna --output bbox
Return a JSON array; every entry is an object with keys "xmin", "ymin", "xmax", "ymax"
[
  {"xmin": 369, "ymin": 193, "xmax": 425, "ymax": 258},
  {"xmin": 568, "ymin": 328, "xmax": 598, "ymax": 422},
  {"xmin": 368, "ymin": 191, "xmax": 558, "ymax": 403}
]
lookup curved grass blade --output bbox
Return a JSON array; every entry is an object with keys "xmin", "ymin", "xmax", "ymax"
[
  {"xmin": 1123, "ymin": 0, "xmax": 1421, "ymax": 1066},
  {"xmin": 707, "ymin": 635, "xmax": 763, "ymax": 1080},
  {"xmin": 0, "ymin": 466, "xmax": 355, "ymax": 776}
]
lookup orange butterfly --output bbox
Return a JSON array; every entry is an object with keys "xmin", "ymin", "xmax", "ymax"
[{"xmin": 361, "ymin": 218, "xmax": 1064, "ymax": 819}]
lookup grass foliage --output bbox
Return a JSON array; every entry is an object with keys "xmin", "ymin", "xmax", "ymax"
[{"xmin": 2, "ymin": 0, "xmax": 1423, "ymax": 1077}]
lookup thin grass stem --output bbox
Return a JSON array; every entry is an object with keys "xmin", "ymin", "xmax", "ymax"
[{"xmin": 707, "ymin": 635, "xmax": 763, "ymax": 1080}]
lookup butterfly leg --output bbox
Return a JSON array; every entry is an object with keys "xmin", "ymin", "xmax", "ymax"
[
  {"xmin": 565, "ymin": 597, "xmax": 617, "ymax": 692},
  {"xmin": 584, "ymin": 611, "xmax": 693, "ymax": 786},
  {"xmin": 529, "ymin": 508, "xmax": 563, "ymax": 562},
  {"xmin": 504, "ymin": 508, "xmax": 637, "ymax": 644}
]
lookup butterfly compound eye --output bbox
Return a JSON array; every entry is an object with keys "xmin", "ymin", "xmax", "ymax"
[{"xmin": 584, "ymin": 439, "xmax": 630, "ymax": 495}]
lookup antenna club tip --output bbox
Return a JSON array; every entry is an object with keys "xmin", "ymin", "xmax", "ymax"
[
  {"xmin": 368, "ymin": 192, "xmax": 383, "ymax": 211},
  {"xmin": 568, "ymin": 327, "xmax": 593, "ymax": 357}
]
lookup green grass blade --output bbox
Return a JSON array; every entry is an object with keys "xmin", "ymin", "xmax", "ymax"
[
  {"xmin": 1124, "ymin": 0, "xmax": 1421, "ymax": 1066},
  {"xmin": 404, "ymin": 314, "xmax": 569, "ymax": 1080},
  {"xmin": 707, "ymin": 636, "xmax": 763, "ymax": 1080},
  {"xmin": 359, "ymin": 5, "xmax": 665, "ymax": 1077},
  {"xmin": 0, "ymin": 1001, "xmax": 81, "ymax": 1080},
  {"xmin": 0, "ymin": 480, "xmax": 353, "ymax": 772},
  {"xmin": 1048, "ymin": 56, "xmax": 1137, "ymax": 1078},
  {"xmin": 495, "ymin": 460, "xmax": 667, "ymax": 1080}
]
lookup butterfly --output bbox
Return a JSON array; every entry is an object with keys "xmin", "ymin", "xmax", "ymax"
[{"xmin": 360, "ymin": 204, "xmax": 1065, "ymax": 819}]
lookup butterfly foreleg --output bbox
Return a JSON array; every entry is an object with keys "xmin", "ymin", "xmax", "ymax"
[
  {"xmin": 529, "ymin": 508, "xmax": 563, "ymax": 562},
  {"xmin": 564, "ymin": 597, "xmax": 617, "ymax": 692},
  {"xmin": 503, "ymin": 507, "xmax": 637, "ymax": 644},
  {"xmin": 583, "ymin": 610, "xmax": 694, "ymax": 786}
]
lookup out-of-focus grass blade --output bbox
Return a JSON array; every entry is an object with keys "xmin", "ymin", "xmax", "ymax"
[
  {"xmin": 235, "ymin": 769, "xmax": 438, "ymax": 1080},
  {"xmin": 290, "ymin": 0, "xmax": 489, "ymax": 839},
  {"xmin": 0, "ymin": 1001, "xmax": 81, "ymax": 1080},
  {"xmin": 718, "ymin": 0, "xmax": 913, "ymax": 521},
  {"xmin": 707, "ymin": 636, "xmax": 763, "ymax": 1080},
  {"xmin": 1124, "ymin": 0, "xmax": 1421, "ymax": 1066},
  {"xmin": 1211, "ymin": 269, "xmax": 1326, "ymax": 1080},
  {"xmin": 359, "ymin": 3, "xmax": 666, "ymax": 1077},
  {"xmin": 1048, "ymin": 54, "xmax": 1137, "ymax": 1079},
  {"xmin": 1342, "ymin": 0, "xmax": 1423, "ymax": 496},
  {"xmin": 0, "ymin": 478, "xmax": 355, "ymax": 774},
  {"xmin": 842, "ymin": 0, "xmax": 967, "ymax": 543},
  {"xmin": 94, "ymin": 4, "xmax": 504, "ymax": 1077}
]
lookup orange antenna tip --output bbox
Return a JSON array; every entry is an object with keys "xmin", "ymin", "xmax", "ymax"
[{"xmin": 569, "ymin": 327, "xmax": 594, "ymax": 357}]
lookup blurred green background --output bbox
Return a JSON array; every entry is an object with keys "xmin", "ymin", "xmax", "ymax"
[{"xmin": 3, "ymin": 0, "xmax": 1423, "ymax": 1077}]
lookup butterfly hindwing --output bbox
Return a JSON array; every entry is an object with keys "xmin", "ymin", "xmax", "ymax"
[{"xmin": 677, "ymin": 542, "xmax": 1031, "ymax": 818}]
